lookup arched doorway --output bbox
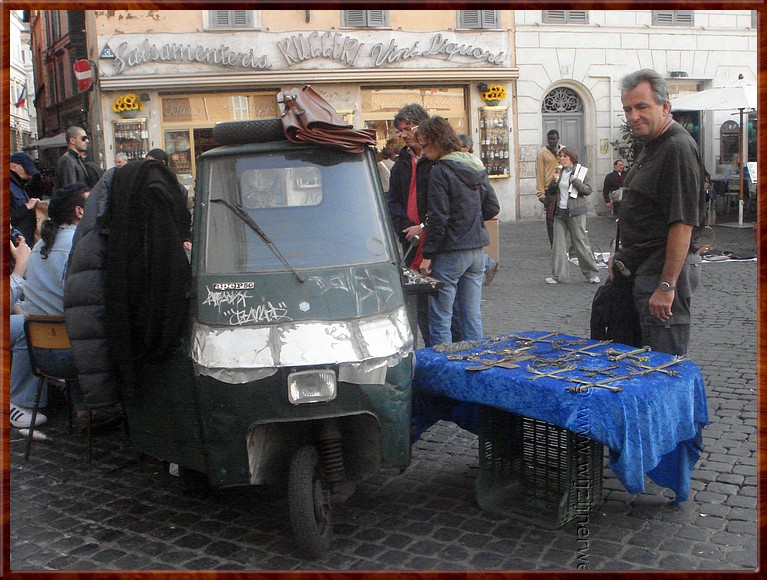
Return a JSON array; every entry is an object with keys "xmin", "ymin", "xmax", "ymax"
[{"xmin": 542, "ymin": 87, "xmax": 586, "ymax": 165}]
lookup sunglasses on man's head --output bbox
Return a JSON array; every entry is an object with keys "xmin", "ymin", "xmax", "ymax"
[
  {"xmin": 396, "ymin": 124, "xmax": 418, "ymax": 136},
  {"xmin": 79, "ymin": 136, "xmax": 89, "ymax": 141}
]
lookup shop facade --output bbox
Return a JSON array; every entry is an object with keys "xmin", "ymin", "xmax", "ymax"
[{"xmin": 93, "ymin": 26, "xmax": 519, "ymax": 219}]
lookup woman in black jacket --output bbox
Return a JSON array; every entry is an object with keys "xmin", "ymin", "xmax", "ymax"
[{"xmin": 413, "ymin": 116, "xmax": 500, "ymax": 345}]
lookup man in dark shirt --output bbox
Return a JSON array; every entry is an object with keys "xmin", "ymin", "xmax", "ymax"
[
  {"xmin": 55, "ymin": 126, "xmax": 98, "ymax": 189},
  {"xmin": 386, "ymin": 103, "xmax": 434, "ymax": 346},
  {"xmin": 614, "ymin": 69, "xmax": 706, "ymax": 355},
  {"xmin": 602, "ymin": 159, "xmax": 627, "ymax": 215},
  {"xmin": 10, "ymin": 152, "xmax": 41, "ymax": 243}
]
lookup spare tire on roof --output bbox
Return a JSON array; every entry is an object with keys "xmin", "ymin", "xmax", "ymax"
[{"xmin": 213, "ymin": 118, "xmax": 286, "ymax": 146}]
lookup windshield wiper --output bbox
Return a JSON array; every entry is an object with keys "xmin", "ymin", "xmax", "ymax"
[{"xmin": 210, "ymin": 198, "xmax": 304, "ymax": 283}]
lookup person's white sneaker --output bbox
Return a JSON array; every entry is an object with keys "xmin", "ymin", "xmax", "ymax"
[
  {"xmin": 588, "ymin": 276, "xmax": 601, "ymax": 284},
  {"xmin": 545, "ymin": 277, "xmax": 559, "ymax": 284},
  {"xmin": 10, "ymin": 404, "xmax": 48, "ymax": 429},
  {"xmin": 17, "ymin": 428, "xmax": 51, "ymax": 441}
]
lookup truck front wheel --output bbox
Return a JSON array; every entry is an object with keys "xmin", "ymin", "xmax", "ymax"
[{"xmin": 288, "ymin": 444, "xmax": 333, "ymax": 557}]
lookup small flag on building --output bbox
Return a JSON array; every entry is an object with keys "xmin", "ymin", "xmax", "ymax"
[{"xmin": 15, "ymin": 82, "xmax": 27, "ymax": 108}]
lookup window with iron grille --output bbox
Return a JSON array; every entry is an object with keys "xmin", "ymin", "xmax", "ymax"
[
  {"xmin": 342, "ymin": 10, "xmax": 388, "ymax": 28},
  {"xmin": 458, "ymin": 10, "xmax": 499, "ymax": 29},
  {"xmin": 652, "ymin": 11, "xmax": 694, "ymax": 26},
  {"xmin": 542, "ymin": 88, "xmax": 583, "ymax": 113},
  {"xmin": 542, "ymin": 10, "xmax": 588, "ymax": 24},
  {"xmin": 209, "ymin": 10, "xmax": 254, "ymax": 29}
]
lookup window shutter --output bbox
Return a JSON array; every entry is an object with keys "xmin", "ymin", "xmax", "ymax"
[
  {"xmin": 543, "ymin": 10, "xmax": 588, "ymax": 24},
  {"xmin": 344, "ymin": 10, "xmax": 368, "ymax": 27},
  {"xmin": 568, "ymin": 11, "xmax": 588, "ymax": 24},
  {"xmin": 482, "ymin": 10, "xmax": 499, "ymax": 28},
  {"xmin": 544, "ymin": 10, "xmax": 566, "ymax": 23},
  {"xmin": 653, "ymin": 10, "xmax": 693, "ymax": 26},
  {"xmin": 462, "ymin": 10, "xmax": 501, "ymax": 29},
  {"xmin": 210, "ymin": 10, "xmax": 253, "ymax": 29},
  {"xmin": 367, "ymin": 10, "xmax": 387, "ymax": 27},
  {"xmin": 212, "ymin": 10, "xmax": 231, "ymax": 28},
  {"xmin": 232, "ymin": 10, "xmax": 251, "ymax": 28},
  {"xmin": 460, "ymin": 10, "xmax": 481, "ymax": 28},
  {"xmin": 675, "ymin": 11, "xmax": 694, "ymax": 25}
]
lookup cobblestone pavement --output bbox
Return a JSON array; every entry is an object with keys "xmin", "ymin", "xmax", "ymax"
[{"xmin": 7, "ymin": 215, "xmax": 759, "ymax": 571}]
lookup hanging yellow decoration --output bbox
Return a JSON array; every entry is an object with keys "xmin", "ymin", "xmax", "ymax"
[
  {"xmin": 112, "ymin": 93, "xmax": 143, "ymax": 113},
  {"xmin": 480, "ymin": 84, "xmax": 507, "ymax": 102}
]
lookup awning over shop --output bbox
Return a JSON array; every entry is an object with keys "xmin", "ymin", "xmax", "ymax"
[{"xmin": 24, "ymin": 132, "xmax": 67, "ymax": 150}]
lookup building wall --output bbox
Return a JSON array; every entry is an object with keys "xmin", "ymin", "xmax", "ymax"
[
  {"xmin": 90, "ymin": 9, "xmax": 520, "ymax": 218},
  {"xmin": 92, "ymin": 10, "xmax": 479, "ymax": 34},
  {"xmin": 30, "ymin": 10, "xmax": 90, "ymax": 169},
  {"xmin": 10, "ymin": 10, "xmax": 36, "ymax": 153},
  {"xmin": 515, "ymin": 9, "xmax": 757, "ymax": 219},
  {"xmin": 57, "ymin": 9, "xmax": 756, "ymax": 220}
]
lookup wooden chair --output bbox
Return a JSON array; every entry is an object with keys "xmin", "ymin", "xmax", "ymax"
[
  {"xmin": 722, "ymin": 178, "xmax": 742, "ymax": 217},
  {"xmin": 23, "ymin": 315, "xmax": 82, "ymax": 460}
]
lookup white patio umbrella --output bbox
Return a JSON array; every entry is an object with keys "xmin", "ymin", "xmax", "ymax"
[
  {"xmin": 671, "ymin": 83, "xmax": 757, "ymax": 226},
  {"xmin": 670, "ymin": 84, "xmax": 757, "ymax": 112}
]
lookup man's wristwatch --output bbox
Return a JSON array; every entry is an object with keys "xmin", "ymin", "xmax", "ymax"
[{"xmin": 659, "ymin": 281, "xmax": 676, "ymax": 292}]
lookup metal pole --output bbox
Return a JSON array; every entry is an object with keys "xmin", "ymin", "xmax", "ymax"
[{"xmin": 738, "ymin": 108, "xmax": 745, "ymax": 226}]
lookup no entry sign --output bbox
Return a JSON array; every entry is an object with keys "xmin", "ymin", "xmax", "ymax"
[{"xmin": 73, "ymin": 59, "xmax": 94, "ymax": 92}]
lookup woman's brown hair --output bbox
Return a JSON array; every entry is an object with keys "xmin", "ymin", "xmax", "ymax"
[
  {"xmin": 416, "ymin": 116, "xmax": 461, "ymax": 157},
  {"xmin": 558, "ymin": 146, "xmax": 579, "ymax": 165}
]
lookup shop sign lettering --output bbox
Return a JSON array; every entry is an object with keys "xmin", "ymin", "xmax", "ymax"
[
  {"xmin": 277, "ymin": 32, "xmax": 364, "ymax": 66},
  {"xmin": 106, "ymin": 32, "xmax": 506, "ymax": 76},
  {"xmin": 112, "ymin": 40, "xmax": 273, "ymax": 75}
]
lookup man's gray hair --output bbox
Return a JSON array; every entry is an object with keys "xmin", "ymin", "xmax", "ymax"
[
  {"xmin": 115, "ymin": 152, "xmax": 128, "ymax": 162},
  {"xmin": 619, "ymin": 69, "xmax": 670, "ymax": 105},
  {"xmin": 394, "ymin": 103, "xmax": 430, "ymax": 126}
]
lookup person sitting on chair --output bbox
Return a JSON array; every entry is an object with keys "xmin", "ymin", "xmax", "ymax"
[{"xmin": 11, "ymin": 184, "xmax": 89, "ymax": 428}]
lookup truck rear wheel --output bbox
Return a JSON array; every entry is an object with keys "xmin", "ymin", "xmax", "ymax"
[{"xmin": 288, "ymin": 444, "xmax": 333, "ymax": 557}]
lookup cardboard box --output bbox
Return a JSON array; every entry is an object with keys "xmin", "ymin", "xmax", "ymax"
[{"xmin": 484, "ymin": 218, "xmax": 500, "ymax": 264}]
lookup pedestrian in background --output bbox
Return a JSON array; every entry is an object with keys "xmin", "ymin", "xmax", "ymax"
[
  {"xmin": 614, "ymin": 68, "xmax": 706, "ymax": 355},
  {"xmin": 55, "ymin": 126, "xmax": 99, "ymax": 189},
  {"xmin": 387, "ymin": 103, "xmax": 435, "ymax": 346},
  {"xmin": 536, "ymin": 129, "xmax": 563, "ymax": 247},
  {"xmin": 377, "ymin": 146, "xmax": 395, "ymax": 193},
  {"xmin": 458, "ymin": 133, "xmax": 498, "ymax": 286},
  {"xmin": 415, "ymin": 116, "xmax": 499, "ymax": 345},
  {"xmin": 544, "ymin": 146, "xmax": 600, "ymax": 285},
  {"xmin": 114, "ymin": 152, "xmax": 129, "ymax": 168},
  {"xmin": 10, "ymin": 152, "xmax": 42, "ymax": 243},
  {"xmin": 603, "ymin": 159, "xmax": 627, "ymax": 215}
]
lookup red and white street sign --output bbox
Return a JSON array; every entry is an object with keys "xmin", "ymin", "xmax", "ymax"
[{"xmin": 73, "ymin": 59, "xmax": 94, "ymax": 92}]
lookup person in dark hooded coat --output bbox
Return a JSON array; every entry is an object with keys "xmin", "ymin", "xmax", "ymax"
[
  {"xmin": 64, "ymin": 158, "xmax": 191, "ymax": 405},
  {"xmin": 413, "ymin": 116, "xmax": 499, "ymax": 346}
]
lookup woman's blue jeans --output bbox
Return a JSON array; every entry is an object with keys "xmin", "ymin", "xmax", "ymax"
[{"xmin": 428, "ymin": 248, "xmax": 485, "ymax": 346}]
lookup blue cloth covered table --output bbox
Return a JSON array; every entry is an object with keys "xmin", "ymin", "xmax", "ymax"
[{"xmin": 413, "ymin": 331, "xmax": 709, "ymax": 502}]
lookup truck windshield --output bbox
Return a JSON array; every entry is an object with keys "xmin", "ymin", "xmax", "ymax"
[{"xmin": 204, "ymin": 149, "xmax": 391, "ymax": 273}]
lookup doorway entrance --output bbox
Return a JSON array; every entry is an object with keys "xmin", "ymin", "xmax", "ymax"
[{"xmin": 542, "ymin": 87, "xmax": 585, "ymax": 165}]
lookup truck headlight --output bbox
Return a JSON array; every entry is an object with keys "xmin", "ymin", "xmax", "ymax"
[{"xmin": 287, "ymin": 369, "xmax": 337, "ymax": 405}]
